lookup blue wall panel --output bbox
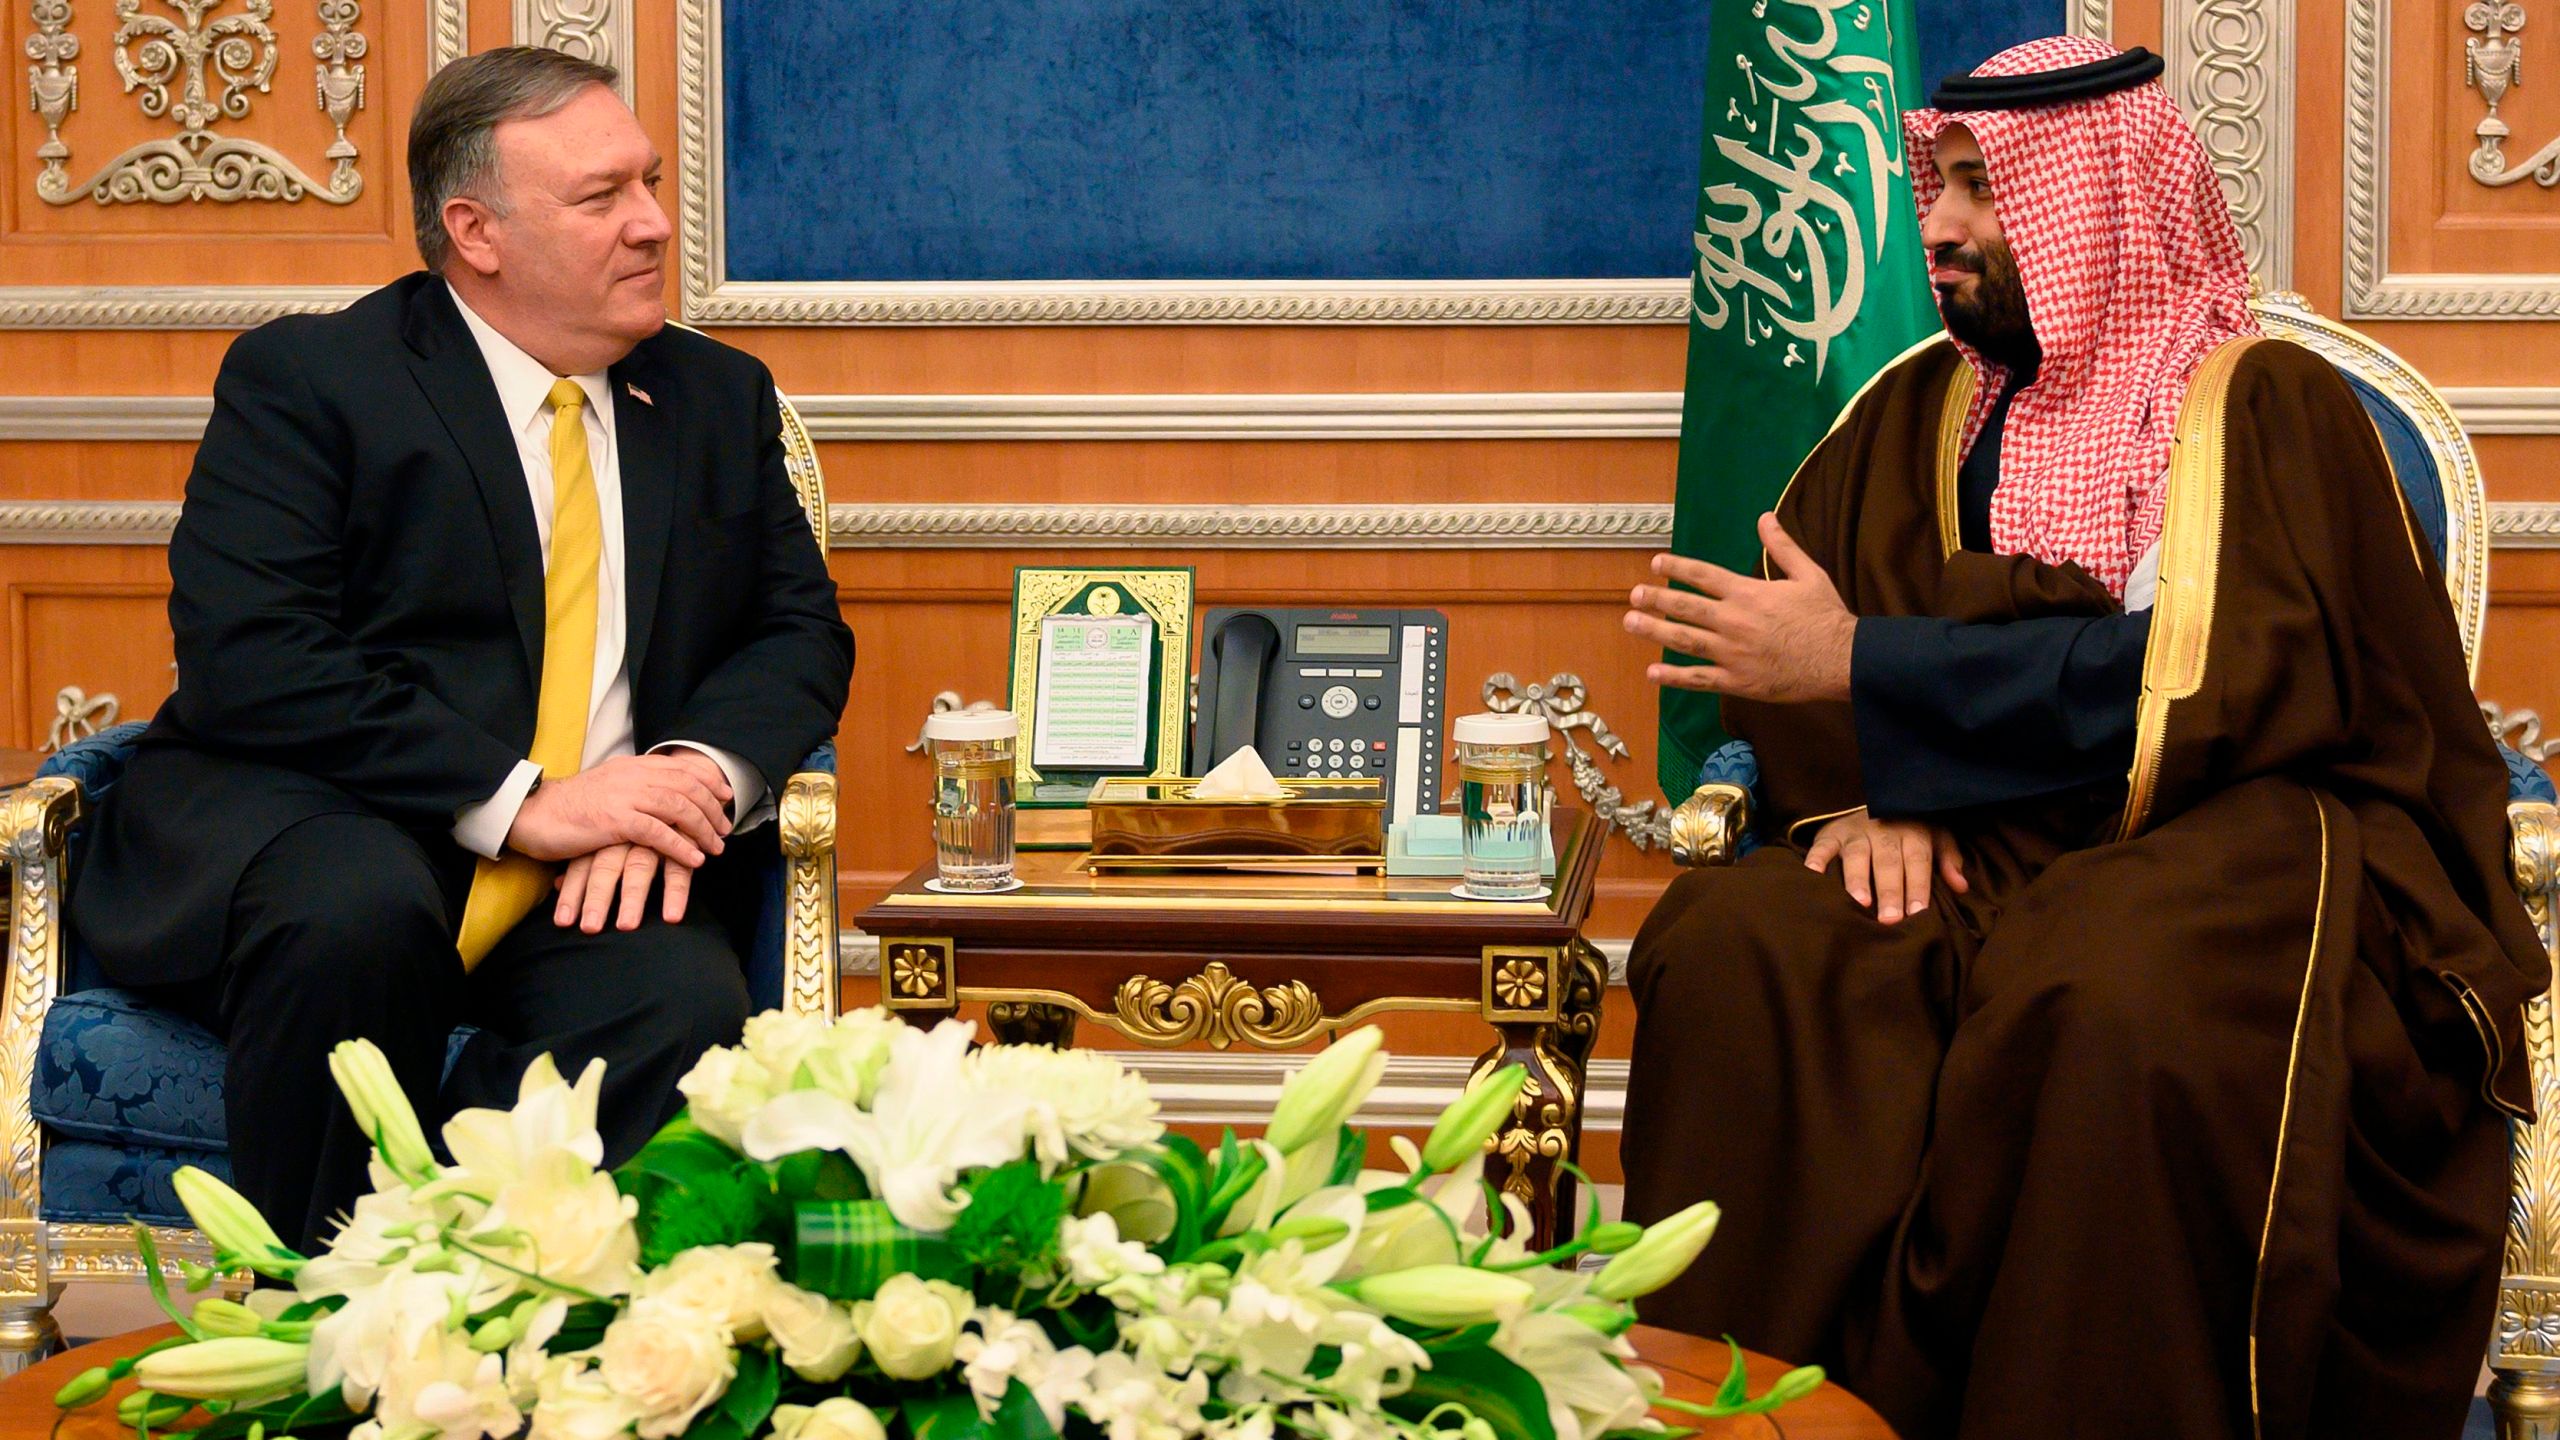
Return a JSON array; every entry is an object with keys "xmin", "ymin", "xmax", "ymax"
[{"xmin": 720, "ymin": 1, "xmax": 2068, "ymax": 285}]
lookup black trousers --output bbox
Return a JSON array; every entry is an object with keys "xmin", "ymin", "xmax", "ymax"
[{"xmin": 161, "ymin": 812, "xmax": 753, "ymax": 1255}]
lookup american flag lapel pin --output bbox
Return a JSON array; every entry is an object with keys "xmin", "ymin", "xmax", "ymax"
[{"xmin": 627, "ymin": 381, "xmax": 654, "ymax": 407}]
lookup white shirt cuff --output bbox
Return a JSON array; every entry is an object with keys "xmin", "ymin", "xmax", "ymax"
[
  {"xmin": 452, "ymin": 759, "xmax": 544, "ymax": 860},
  {"xmin": 653, "ymin": 740, "xmax": 773, "ymax": 830}
]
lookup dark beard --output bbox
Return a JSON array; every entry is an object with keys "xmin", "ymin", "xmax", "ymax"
[{"xmin": 1934, "ymin": 236, "xmax": 2035, "ymax": 367}]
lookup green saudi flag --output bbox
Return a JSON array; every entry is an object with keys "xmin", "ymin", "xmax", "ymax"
[{"xmin": 1657, "ymin": 0, "xmax": 1940, "ymax": 798}]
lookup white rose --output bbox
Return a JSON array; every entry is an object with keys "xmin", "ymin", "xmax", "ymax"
[
  {"xmin": 526, "ymin": 1357, "xmax": 643, "ymax": 1440},
  {"xmin": 770, "ymin": 1397, "xmax": 889, "ymax": 1440},
  {"xmin": 676, "ymin": 1046, "xmax": 774, "ymax": 1150},
  {"xmin": 597, "ymin": 1300, "xmax": 738, "ymax": 1439},
  {"xmin": 488, "ymin": 1162, "xmax": 641, "ymax": 1300},
  {"xmin": 739, "ymin": 1012, "xmax": 834, "ymax": 1087},
  {"xmin": 851, "ymin": 1273, "xmax": 973, "ymax": 1380},
  {"xmin": 760, "ymin": 1280, "xmax": 862, "ymax": 1382},
  {"xmin": 635, "ymin": 1243, "xmax": 778, "ymax": 1341}
]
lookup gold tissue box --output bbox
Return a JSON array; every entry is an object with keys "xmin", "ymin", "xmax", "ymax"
[{"xmin": 1085, "ymin": 776, "xmax": 1387, "ymax": 871}]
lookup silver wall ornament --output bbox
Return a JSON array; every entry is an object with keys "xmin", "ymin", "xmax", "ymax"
[
  {"xmin": 1481, "ymin": 672, "xmax": 1673, "ymax": 853},
  {"xmin": 26, "ymin": 0, "xmax": 79, "ymax": 199},
  {"xmin": 40, "ymin": 0, "xmax": 364, "ymax": 206},
  {"xmin": 43, "ymin": 687, "xmax": 117, "ymax": 752},
  {"xmin": 2468, "ymin": 2, "xmax": 2560, "ymax": 188}
]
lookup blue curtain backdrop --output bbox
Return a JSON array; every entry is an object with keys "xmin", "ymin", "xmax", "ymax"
[{"xmin": 720, "ymin": 0, "xmax": 2062, "ymax": 284}]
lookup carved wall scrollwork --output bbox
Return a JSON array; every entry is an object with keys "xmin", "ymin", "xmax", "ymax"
[
  {"xmin": 513, "ymin": 0, "xmax": 629, "ymax": 102},
  {"xmin": 2467, "ymin": 2, "xmax": 2560, "ymax": 189},
  {"xmin": 1481, "ymin": 672, "xmax": 1672, "ymax": 852},
  {"xmin": 33, "ymin": 0, "xmax": 365, "ymax": 206},
  {"xmin": 2164, "ymin": 0, "xmax": 2294, "ymax": 288}
]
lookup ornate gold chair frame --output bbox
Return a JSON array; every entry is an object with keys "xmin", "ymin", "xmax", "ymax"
[
  {"xmin": 0, "ymin": 389, "xmax": 842, "ymax": 1367},
  {"xmin": 1670, "ymin": 295, "xmax": 2560, "ymax": 1433}
]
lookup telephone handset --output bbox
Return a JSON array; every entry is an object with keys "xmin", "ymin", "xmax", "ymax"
[{"xmin": 1191, "ymin": 607, "xmax": 1447, "ymax": 825}]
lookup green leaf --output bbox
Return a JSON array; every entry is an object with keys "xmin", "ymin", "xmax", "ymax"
[
  {"xmin": 715, "ymin": 1348, "xmax": 780, "ymax": 1437},
  {"xmin": 1382, "ymin": 1345, "xmax": 1558, "ymax": 1440},
  {"xmin": 547, "ymin": 1300, "xmax": 620, "ymax": 1355},
  {"xmin": 1325, "ymin": 1123, "xmax": 1366, "ymax": 1188},
  {"xmin": 948, "ymin": 1162, "xmax": 1069, "ymax": 1277},
  {"xmin": 616, "ymin": 1114, "xmax": 741, "ymax": 1190},
  {"xmin": 986, "ymin": 1380, "xmax": 1059, "ymax": 1440},
  {"xmin": 1137, "ymin": 1137, "xmax": 1212, "ymax": 1261},
  {"xmin": 1364, "ymin": 1186, "xmax": 1421, "ymax": 1213},
  {"xmin": 770, "ymin": 1150, "xmax": 868, "ymax": 1204},
  {"xmin": 904, "ymin": 1390, "xmax": 991, "ymax": 1440},
  {"xmin": 1713, "ymin": 1338, "xmax": 1749, "ymax": 1410}
]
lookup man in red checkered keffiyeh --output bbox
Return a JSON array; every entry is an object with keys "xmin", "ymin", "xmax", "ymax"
[
  {"xmin": 1623, "ymin": 36, "xmax": 2544, "ymax": 1440},
  {"xmin": 1906, "ymin": 33, "xmax": 2260, "ymax": 597}
]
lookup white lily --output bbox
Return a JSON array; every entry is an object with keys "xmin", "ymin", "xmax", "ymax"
[
  {"xmin": 740, "ymin": 1019, "xmax": 1031, "ymax": 1231},
  {"xmin": 441, "ymin": 1054, "xmax": 608, "ymax": 1187}
]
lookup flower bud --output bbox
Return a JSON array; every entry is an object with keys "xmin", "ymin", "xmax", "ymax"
[
  {"xmin": 1590, "ymin": 1201, "xmax": 1721, "ymax": 1303},
  {"xmin": 1352, "ymin": 1265, "xmax": 1535, "ymax": 1328},
  {"xmin": 1421, "ymin": 1064, "xmax": 1526, "ymax": 1173},
  {"xmin": 1555, "ymin": 1301, "xmax": 1636, "ymax": 1336},
  {"xmin": 1266, "ymin": 1027, "xmax": 1387, "ymax": 1156},
  {"xmin": 326, "ymin": 1040, "xmax": 437, "ymax": 1181},
  {"xmin": 171, "ymin": 1168, "xmax": 304, "ymax": 1280},
  {"xmin": 469, "ymin": 1313, "xmax": 517, "ymax": 1352},
  {"xmin": 1264, "ymin": 1214, "xmax": 1351, "ymax": 1250},
  {"xmin": 133, "ymin": 1336, "xmax": 311, "ymax": 1400},
  {"xmin": 1582, "ymin": 1221, "xmax": 1644, "ymax": 1255},
  {"xmin": 190, "ymin": 1297, "xmax": 265, "ymax": 1338},
  {"xmin": 1765, "ymin": 1365, "xmax": 1826, "ymax": 1406},
  {"xmin": 117, "ymin": 1391, "xmax": 195, "ymax": 1429},
  {"xmin": 52, "ymin": 1365, "xmax": 110, "ymax": 1409}
]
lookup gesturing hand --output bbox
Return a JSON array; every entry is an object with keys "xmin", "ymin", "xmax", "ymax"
[
  {"xmin": 505, "ymin": 752, "xmax": 733, "ymax": 867},
  {"xmin": 554, "ymin": 842, "xmax": 695, "ymax": 932},
  {"xmin": 1625, "ymin": 513, "xmax": 1857, "ymax": 704},
  {"xmin": 1803, "ymin": 810, "xmax": 1968, "ymax": 924}
]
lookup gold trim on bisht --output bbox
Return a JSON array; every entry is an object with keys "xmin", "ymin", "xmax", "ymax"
[
  {"xmin": 2119, "ymin": 336, "xmax": 2262, "ymax": 841},
  {"xmin": 1935, "ymin": 363, "xmax": 1979, "ymax": 559}
]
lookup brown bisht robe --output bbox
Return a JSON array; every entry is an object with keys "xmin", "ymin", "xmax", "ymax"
[{"xmin": 1622, "ymin": 334, "xmax": 2548, "ymax": 1440}]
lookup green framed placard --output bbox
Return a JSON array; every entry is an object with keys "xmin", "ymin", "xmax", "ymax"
[{"xmin": 1007, "ymin": 567, "xmax": 1195, "ymax": 807}]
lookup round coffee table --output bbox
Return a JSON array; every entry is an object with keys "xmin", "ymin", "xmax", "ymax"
[{"xmin": 0, "ymin": 1323, "xmax": 1897, "ymax": 1438}]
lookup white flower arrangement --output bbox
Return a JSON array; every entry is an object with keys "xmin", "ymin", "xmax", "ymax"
[{"xmin": 57, "ymin": 1010, "xmax": 1817, "ymax": 1440}]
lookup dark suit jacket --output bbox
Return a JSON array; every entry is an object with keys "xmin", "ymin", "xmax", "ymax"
[{"xmin": 71, "ymin": 273, "xmax": 855, "ymax": 986}]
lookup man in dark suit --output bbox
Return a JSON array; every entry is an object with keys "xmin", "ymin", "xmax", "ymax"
[{"xmin": 68, "ymin": 46, "xmax": 854, "ymax": 1252}]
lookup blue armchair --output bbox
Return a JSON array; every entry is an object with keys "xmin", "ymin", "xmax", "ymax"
[
  {"xmin": 0, "ymin": 384, "xmax": 843, "ymax": 1370},
  {"xmin": 1659, "ymin": 291, "xmax": 2560, "ymax": 1431}
]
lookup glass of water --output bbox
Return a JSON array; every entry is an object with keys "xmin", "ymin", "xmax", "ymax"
[
  {"xmin": 1453, "ymin": 713, "xmax": 1550, "ymax": 898},
  {"xmin": 924, "ymin": 710, "xmax": 1018, "ymax": 890}
]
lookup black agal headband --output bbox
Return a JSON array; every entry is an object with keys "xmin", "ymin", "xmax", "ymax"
[{"xmin": 1927, "ymin": 46, "xmax": 2165, "ymax": 111}]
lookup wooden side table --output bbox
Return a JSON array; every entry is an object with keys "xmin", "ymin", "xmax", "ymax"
[
  {"xmin": 3, "ymin": 1323, "xmax": 1900, "ymax": 1439},
  {"xmin": 855, "ymin": 811, "xmax": 1612, "ymax": 1249}
]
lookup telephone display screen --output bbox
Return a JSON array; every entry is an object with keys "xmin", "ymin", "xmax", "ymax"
[{"xmin": 1295, "ymin": 624, "xmax": 1392, "ymax": 657}]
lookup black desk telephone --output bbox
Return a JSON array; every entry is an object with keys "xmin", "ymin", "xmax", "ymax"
[{"xmin": 1191, "ymin": 606, "xmax": 1447, "ymax": 825}]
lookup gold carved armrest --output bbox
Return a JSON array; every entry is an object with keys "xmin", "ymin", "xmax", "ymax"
[
  {"xmin": 778, "ymin": 770, "xmax": 841, "ymax": 1020},
  {"xmin": 2493, "ymin": 801, "xmax": 2560, "ymax": 1390},
  {"xmin": 0, "ymin": 777, "xmax": 79, "ymax": 1253},
  {"xmin": 1668, "ymin": 782, "xmax": 1749, "ymax": 869}
]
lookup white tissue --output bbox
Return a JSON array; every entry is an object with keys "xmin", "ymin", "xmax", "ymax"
[{"xmin": 1194, "ymin": 746, "xmax": 1289, "ymax": 800}]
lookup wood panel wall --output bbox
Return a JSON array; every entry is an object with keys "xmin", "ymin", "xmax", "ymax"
[{"xmin": 4, "ymin": 2, "xmax": 2559, "ymax": 1182}]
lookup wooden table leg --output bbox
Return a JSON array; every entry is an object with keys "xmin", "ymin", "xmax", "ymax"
[
  {"xmin": 987, "ymin": 1001, "xmax": 1077, "ymax": 1047},
  {"xmin": 1476, "ymin": 941, "xmax": 1596, "ymax": 1251}
]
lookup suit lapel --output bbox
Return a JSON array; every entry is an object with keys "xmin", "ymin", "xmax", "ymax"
[
  {"xmin": 612, "ymin": 347, "xmax": 674, "ymax": 691},
  {"xmin": 400, "ymin": 281, "xmax": 545, "ymax": 682}
]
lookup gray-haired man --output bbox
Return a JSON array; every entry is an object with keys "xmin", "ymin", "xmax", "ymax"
[{"xmin": 71, "ymin": 47, "xmax": 853, "ymax": 1251}]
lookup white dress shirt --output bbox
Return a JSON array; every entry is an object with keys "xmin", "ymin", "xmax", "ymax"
[{"xmin": 448, "ymin": 287, "xmax": 768, "ymax": 858}]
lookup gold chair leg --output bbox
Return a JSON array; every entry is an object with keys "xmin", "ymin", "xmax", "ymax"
[
  {"xmin": 0, "ymin": 1296, "xmax": 61, "ymax": 1374},
  {"xmin": 2493, "ymin": 1371, "xmax": 2560, "ymax": 1439}
]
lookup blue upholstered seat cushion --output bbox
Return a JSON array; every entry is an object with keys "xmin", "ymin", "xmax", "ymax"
[
  {"xmin": 43, "ymin": 1140, "xmax": 231, "ymax": 1227},
  {"xmin": 2341, "ymin": 372, "xmax": 2449, "ymax": 566},
  {"xmin": 34, "ymin": 988, "xmax": 227, "ymax": 1150}
]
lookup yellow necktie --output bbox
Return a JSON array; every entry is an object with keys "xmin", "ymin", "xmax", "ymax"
[{"xmin": 457, "ymin": 378, "xmax": 603, "ymax": 968}]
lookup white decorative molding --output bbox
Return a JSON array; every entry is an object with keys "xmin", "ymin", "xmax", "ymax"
[
  {"xmin": 514, "ymin": 0, "xmax": 630, "ymax": 103},
  {"xmin": 2069, "ymin": 0, "xmax": 2114, "ymax": 41},
  {"xmin": 2165, "ymin": 0, "xmax": 2295, "ymax": 289},
  {"xmin": 426, "ymin": 0, "xmax": 464, "ymax": 70},
  {"xmin": 0, "ymin": 285, "xmax": 369, "ymax": 329},
  {"xmin": 12, "ymin": 387, "xmax": 2560, "ymax": 444},
  {"xmin": 27, "ymin": 0, "xmax": 78, "ymax": 199},
  {"xmin": 669, "ymin": 0, "xmax": 1687, "ymax": 326},
  {"xmin": 827, "ymin": 504, "xmax": 1674, "ymax": 550},
  {"xmin": 14, "ymin": 495, "xmax": 2560, "ymax": 552},
  {"xmin": 2345, "ymin": 0, "xmax": 2560, "ymax": 319}
]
